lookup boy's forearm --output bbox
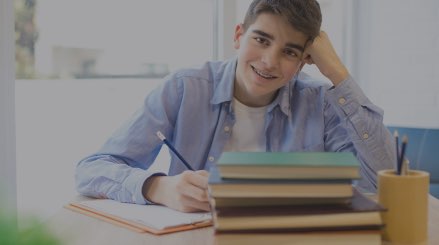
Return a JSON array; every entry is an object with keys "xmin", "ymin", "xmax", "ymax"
[{"xmin": 326, "ymin": 66, "xmax": 349, "ymax": 87}]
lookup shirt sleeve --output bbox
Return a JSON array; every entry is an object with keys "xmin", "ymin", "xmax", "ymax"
[
  {"xmin": 323, "ymin": 76, "xmax": 396, "ymax": 192},
  {"xmin": 75, "ymin": 155, "xmax": 166, "ymax": 204},
  {"xmin": 75, "ymin": 75, "xmax": 182, "ymax": 204}
]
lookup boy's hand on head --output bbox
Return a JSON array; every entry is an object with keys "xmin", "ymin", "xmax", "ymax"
[
  {"xmin": 302, "ymin": 31, "xmax": 349, "ymax": 86},
  {"xmin": 143, "ymin": 170, "xmax": 211, "ymax": 213}
]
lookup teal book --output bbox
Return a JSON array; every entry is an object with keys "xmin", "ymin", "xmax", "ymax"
[{"xmin": 216, "ymin": 152, "xmax": 360, "ymax": 179}]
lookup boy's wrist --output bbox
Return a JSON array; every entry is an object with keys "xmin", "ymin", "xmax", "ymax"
[
  {"xmin": 142, "ymin": 175, "xmax": 166, "ymax": 204},
  {"xmin": 327, "ymin": 67, "xmax": 349, "ymax": 86}
]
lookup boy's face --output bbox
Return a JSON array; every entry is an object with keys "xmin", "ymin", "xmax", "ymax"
[{"xmin": 233, "ymin": 13, "xmax": 308, "ymax": 107}]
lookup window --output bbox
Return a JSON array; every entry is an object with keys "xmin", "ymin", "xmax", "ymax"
[
  {"xmin": 16, "ymin": 0, "xmax": 213, "ymax": 79},
  {"xmin": 14, "ymin": 0, "xmax": 213, "ymax": 221}
]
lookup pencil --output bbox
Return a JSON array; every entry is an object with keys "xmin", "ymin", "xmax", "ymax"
[
  {"xmin": 398, "ymin": 135, "xmax": 408, "ymax": 175},
  {"xmin": 401, "ymin": 159, "xmax": 409, "ymax": 176},
  {"xmin": 394, "ymin": 130, "xmax": 400, "ymax": 174},
  {"xmin": 156, "ymin": 131, "xmax": 194, "ymax": 171}
]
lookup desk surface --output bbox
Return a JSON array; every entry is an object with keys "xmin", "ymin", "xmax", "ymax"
[{"xmin": 46, "ymin": 195, "xmax": 439, "ymax": 245}]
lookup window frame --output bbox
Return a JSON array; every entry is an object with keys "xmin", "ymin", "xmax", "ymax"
[
  {"xmin": 213, "ymin": 0, "xmax": 240, "ymax": 60},
  {"xmin": 0, "ymin": 0, "xmax": 17, "ymax": 213}
]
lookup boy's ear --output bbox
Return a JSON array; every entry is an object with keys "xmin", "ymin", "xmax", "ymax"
[{"xmin": 233, "ymin": 24, "xmax": 244, "ymax": 49}]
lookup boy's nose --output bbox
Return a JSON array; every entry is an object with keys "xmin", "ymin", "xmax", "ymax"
[{"xmin": 261, "ymin": 49, "xmax": 279, "ymax": 70}]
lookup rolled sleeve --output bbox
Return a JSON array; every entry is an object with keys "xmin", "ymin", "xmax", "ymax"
[
  {"xmin": 326, "ymin": 77, "xmax": 384, "ymax": 140},
  {"xmin": 76, "ymin": 154, "xmax": 168, "ymax": 205},
  {"xmin": 323, "ymin": 76, "xmax": 394, "ymax": 191},
  {"xmin": 122, "ymin": 169, "xmax": 167, "ymax": 205},
  {"xmin": 326, "ymin": 76, "xmax": 377, "ymax": 117}
]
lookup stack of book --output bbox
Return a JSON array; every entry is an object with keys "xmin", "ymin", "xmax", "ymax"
[{"xmin": 208, "ymin": 152, "xmax": 385, "ymax": 245}]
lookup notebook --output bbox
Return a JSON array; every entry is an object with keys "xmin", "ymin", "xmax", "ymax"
[{"xmin": 65, "ymin": 199, "xmax": 212, "ymax": 235}]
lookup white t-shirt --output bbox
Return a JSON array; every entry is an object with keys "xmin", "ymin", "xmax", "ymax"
[{"xmin": 223, "ymin": 98, "xmax": 268, "ymax": 152}]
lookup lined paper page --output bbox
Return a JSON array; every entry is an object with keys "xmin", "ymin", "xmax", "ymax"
[{"xmin": 79, "ymin": 199, "xmax": 212, "ymax": 230}]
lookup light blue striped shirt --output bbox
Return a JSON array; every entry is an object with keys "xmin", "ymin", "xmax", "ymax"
[{"xmin": 75, "ymin": 58, "xmax": 395, "ymax": 204}]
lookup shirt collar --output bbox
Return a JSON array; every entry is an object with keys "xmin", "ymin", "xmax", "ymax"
[
  {"xmin": 268, "ymin": 83, "xmax": 292, "ymax": 116},
  {"xmin": 210, "ymin": 58, "xmax": 236, "ymax": 105}
]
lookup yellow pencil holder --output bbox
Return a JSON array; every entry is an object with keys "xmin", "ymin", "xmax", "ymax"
[{"xmin": 378, "ymin": 169, "xmax": 429, "ymax": 244}]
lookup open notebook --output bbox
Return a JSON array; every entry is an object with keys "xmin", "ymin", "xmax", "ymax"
[{"xmin": 65, "ymin": 199, "xmax": 212, "ymax": 234}]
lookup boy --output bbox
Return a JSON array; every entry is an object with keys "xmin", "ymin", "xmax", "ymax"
[{"xmin": 76, "ymin": 0, "xmax": 395, "ymax": 212}]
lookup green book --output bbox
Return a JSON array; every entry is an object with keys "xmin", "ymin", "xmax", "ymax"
[
  {"xmin": 208, "ymin": 165, "xmax": 353, "ymax": 199},
  {"xmin": 216, "ymin": 152, "xmax": 360, "ymax": 180}
]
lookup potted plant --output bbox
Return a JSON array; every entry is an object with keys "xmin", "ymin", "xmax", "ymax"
[{"xmin": 0, "ymin": 212, "xmax": 60, "ymax": 245}]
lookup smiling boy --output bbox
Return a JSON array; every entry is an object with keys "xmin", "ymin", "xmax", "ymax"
[{"xmin": 76, "ymin": 0, "xmax": 395, "ymax": 212}]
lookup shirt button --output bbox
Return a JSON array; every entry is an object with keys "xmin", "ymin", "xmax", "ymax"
[
  {"xmin": 208, "ymin": 156, "xmax": 215, "ymax": 162},
  {"xmin": 224, "ymin": 126, "xmax": 230, "ymax": 132},
  {"xmin": 338, "ymin": 97, "xmax": 346, "ymax": 105},
  {"xmin": 363, "ymin": 132, "xmax": 369, "ymax": 139}
]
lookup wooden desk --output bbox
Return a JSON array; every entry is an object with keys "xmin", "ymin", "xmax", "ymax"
[{"xmin": 45, "ymin": 195, "xmax": 439, "ymax": 245}]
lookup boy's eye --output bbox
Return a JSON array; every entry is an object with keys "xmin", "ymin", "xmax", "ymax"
[
  {"xmin": 284, "ymin": 49, "xmax": 298, "ymax": 58},
  {"xmin": 254, "ymin": 37, "xmax": 269, "ymax": 46}
]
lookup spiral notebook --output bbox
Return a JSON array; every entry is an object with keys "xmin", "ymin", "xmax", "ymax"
[{"xmin": 65, "ymin": 199, "xmax": 212, "ymax": 234}]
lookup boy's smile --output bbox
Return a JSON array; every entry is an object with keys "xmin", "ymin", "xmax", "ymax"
[
  {"xmin": 233, "ymin": 13, "xmax": 308, "ymax": 107},
  {"xmin": 251, "ymin": 65, "xmax": 277, "ymax": 80}
]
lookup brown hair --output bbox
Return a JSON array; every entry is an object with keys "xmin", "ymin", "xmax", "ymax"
[{"xmin": 242, "ymin": 0, "xmax": 322, "ymax": 42}]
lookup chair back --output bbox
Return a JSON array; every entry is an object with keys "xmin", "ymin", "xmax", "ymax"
[{"xmin": 387, "ymin": 126, "xmax": 439, "ymax": 198}]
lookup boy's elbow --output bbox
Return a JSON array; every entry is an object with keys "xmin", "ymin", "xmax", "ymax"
[
  {"xmin": 74, "ymin": 158, "xmax": 97, "ymax": 197},
  {"xmin": 75, "ymin": 163, "xmax": 88, "ymax": 195}
]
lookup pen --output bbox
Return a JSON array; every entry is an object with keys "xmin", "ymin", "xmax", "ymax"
[{"xmin": 156, "ymin": 131, "xmax": 194, "ymax": 171}]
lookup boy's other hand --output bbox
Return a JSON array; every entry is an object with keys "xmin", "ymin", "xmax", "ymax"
[
  {"xmin": 302, "ymin": 31, "xmax": 349, "ymax": 86},
  {"xmin": 143, "ymin": 170, "xmax": 211, "ymax": 213}
]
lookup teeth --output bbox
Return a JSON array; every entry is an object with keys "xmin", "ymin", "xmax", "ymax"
[{"xmin": 253, "ymin": 67, "xmax": 275, "ymax": 79}]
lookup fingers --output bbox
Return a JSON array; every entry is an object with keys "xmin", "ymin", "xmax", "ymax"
[
  {"xmin": 300, "ymin": 30, "xmax": 348, "ymax": 85},
  {"xmin": 177, "ymin": 181, "xmax": 209, "ymax": 202},
  {"xmin": 167, "ymin": 171, "xmax": 210, "ymax": 212},
  {"xmin": 196, "ymin": 170, "xmax": 209, "ymax": 177},
  {"xmin": 179, "ymin": 195, "xmax": 211, "ymax": 212},
  {"xmin": 189, "ymin": 170, "xmax": 209, "ymax": 188},
  {"xmin": 300, "ymin": 47, "xmax": 313, "ymax": 67},
  {"xmin": 180, "ymin": 171, "xmax": 209, "ymax": 202},
  {"xmin": 150, "ymin": 172, "xmax": 211, "ymax": 213}
]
